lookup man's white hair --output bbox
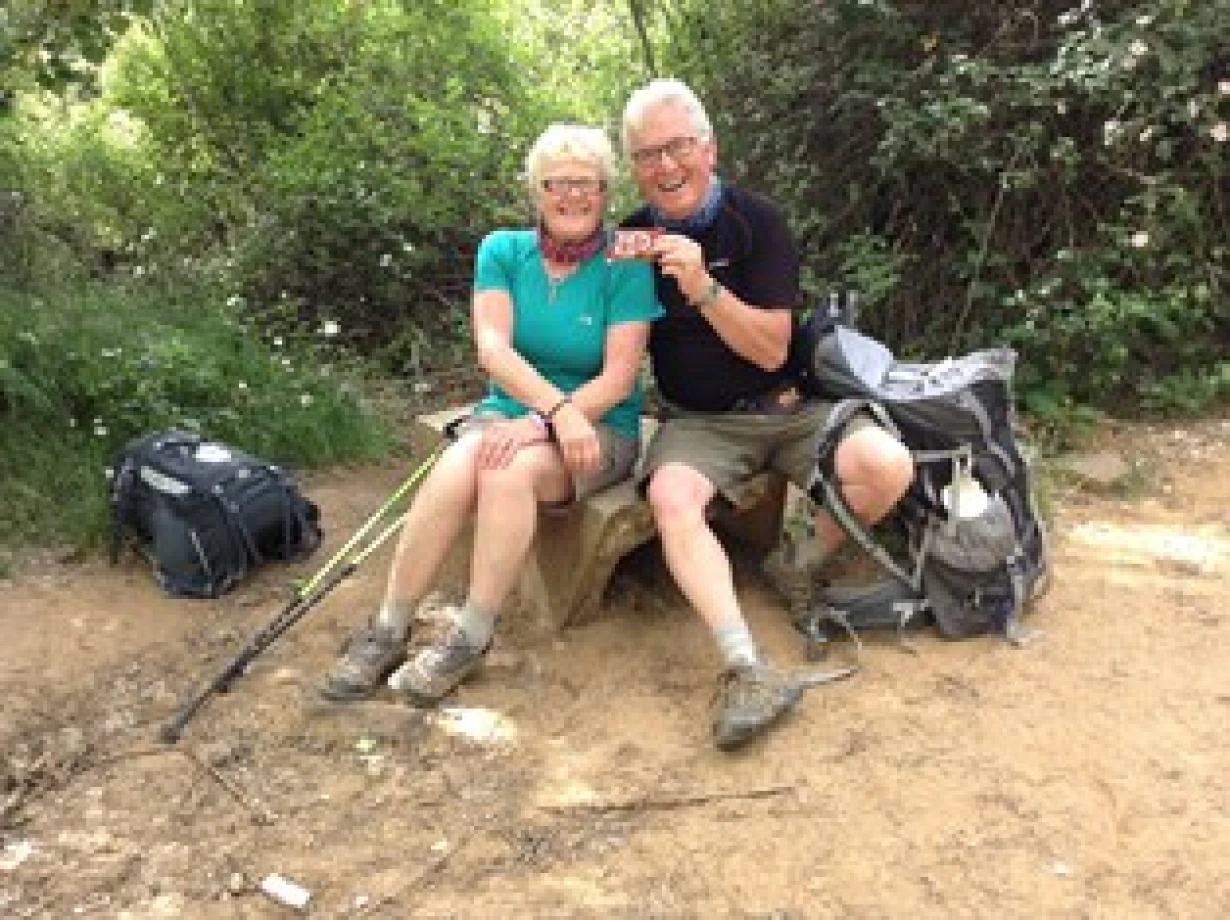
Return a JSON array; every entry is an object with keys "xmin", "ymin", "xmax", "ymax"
[{"xmin": 621, "ymin": 78, "xmax": 714, "ymax": 155}]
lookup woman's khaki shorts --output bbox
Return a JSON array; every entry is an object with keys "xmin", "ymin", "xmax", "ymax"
[
  {"xmin": 637, "ymin": 399, "xmax": 875, "ymax": 503},
  {"xmin": 460, "ymin": 411, "xmax": 639, "ymax": 504}
]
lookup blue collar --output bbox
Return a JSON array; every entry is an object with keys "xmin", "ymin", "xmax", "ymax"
[{"xmin": 649, "ymin": 176, "xmax": 725, "ymax": 234}]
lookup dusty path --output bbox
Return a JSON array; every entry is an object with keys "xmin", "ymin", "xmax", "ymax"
[{"xmin": 1, "ymin": 415, "xmax": 1227, "ymax": 918}]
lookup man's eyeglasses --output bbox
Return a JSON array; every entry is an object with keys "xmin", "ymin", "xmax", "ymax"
[
  {"xmin": 541, "ymin": 177, "xmax": 607, "ymax": 195},
  {"xmin": 630, "ymin": 135, "xmax": 702, "ymax": 169}
]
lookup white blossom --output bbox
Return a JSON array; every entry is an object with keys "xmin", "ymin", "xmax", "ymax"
[
  {"xmin": 1123, "ymin": 41, "xmax": 1148, "ymax": 68},
  {"xmin": 300, "ymin": 393, "xmax": 314, "ymax": 407},
  {"xmin": 321, "ymin": 320, "xmax": 341, "ymax": 337},
  {"xmin": 1219, "ymin": 80, "xmax": 1230, "ymax": 96},
  {"xmin": 1129, "ymin": 231, "xmax": 1150, "ymax": 249},
  {"xmin": 379, "ymin": 253, "xmax": 393, "ymax": 267},
  {"xmin": 1211, "ymin": 123, "xmax": 1229, "ymax": 143}
]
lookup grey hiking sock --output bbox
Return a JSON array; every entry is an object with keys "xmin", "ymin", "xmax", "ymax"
[
  {"xmin": 454, "ymin": 600, "xmax": 498, "ymax": 649},
  {"xmin": 375, "ymin": 598, "xmax": 417, "ymax": 643},
  {"xmin": 714, "ymin": 622, "xmax": 759, "ymax": 668}
]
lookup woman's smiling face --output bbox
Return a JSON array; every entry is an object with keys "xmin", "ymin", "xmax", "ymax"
[{"xmin": 535, "ymin": 158, "xmax": 606, "ymax": 242}]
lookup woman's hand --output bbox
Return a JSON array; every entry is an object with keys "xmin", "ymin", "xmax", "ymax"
[
  {"xmin": 551, "ymin": 402, "xmax": 602, "ymax": 474},
  {"xmin": 475, "ymin": 416, "xmax": 548, "ymax": 470}
]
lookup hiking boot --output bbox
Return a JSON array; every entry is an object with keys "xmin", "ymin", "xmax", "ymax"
[
  {"xmin": 762, "ymin": 535, "xmax": 829, "ymax": 625},
  {"xmin": 319, "ymin": 622, "xmax": 407, "ymax": 702},
  {"xmin": 388, "ymin": 627, "xmax": 490, "ymax": 705},
  {"xmin": 711, "ymin": 663, "xmax": 804, "ymax": 751}
]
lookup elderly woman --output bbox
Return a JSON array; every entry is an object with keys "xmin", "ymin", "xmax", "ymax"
[{"xmin": 322, "ymin": 124, "xmax": 662, "ymax": 703}]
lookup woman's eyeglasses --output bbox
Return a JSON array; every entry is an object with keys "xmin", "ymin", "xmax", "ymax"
[
  {"xmin": 630, "ymin": 135, "xmax": 701, "ymax": 169},
  {"xmin": 541, "ymin": 178, "xmax": 607, "ymax": 195}
]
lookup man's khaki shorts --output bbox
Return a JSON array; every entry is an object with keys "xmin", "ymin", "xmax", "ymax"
[
  {"xmin": 637, "ymin": 399, "xmax": 875, "ymax": 503},
  {"xmin": 461, "ymin": 411, "xmax": 639, "ymax": 504}
]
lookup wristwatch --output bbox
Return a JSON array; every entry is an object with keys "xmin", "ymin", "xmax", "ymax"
[{"xmin": 694, "ymin": 277, "xmax": 722, "ymax": 310}]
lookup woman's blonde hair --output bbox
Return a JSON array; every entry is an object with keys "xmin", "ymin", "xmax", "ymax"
[{"xmin": 524, "ymin": 124, "xmax": 615, "ymax": 196}]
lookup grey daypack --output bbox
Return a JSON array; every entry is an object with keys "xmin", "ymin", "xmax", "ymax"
[
  {"xmin": 795, "ymin": 316, "xmax": 1050, "ymax": 653},
  {"xmin": 107, "ymin": 431, "xmax": 322, "ymax": 598}
]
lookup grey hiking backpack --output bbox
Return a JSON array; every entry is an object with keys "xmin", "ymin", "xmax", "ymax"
[
  {"xmin": 107, "ymin": 431, "xmax": 322, "ymax": 598},
  {"xmin": 795, "ymin": 316, "xmax": 1050, "ymax": 653}
]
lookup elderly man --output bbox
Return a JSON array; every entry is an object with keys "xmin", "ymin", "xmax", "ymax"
[{"xmin": 621, "ymin": 79, "xmax": 914, "ymax": 750}]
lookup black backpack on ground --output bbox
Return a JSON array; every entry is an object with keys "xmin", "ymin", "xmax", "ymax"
[
  {"xmin": 107, "ymin": 431, "xmax": 322, "ymax": 598},
  {"xmin": 793, "ymin": 308, "xmax": 1050, "ymax": 653}
]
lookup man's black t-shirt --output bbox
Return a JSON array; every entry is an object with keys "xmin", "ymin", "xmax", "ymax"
[{"xmin": 622, "ymin": 184, "xmax": 801, "ymax": 411}]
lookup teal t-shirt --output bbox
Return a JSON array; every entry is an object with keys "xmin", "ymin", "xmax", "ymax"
[{"xmin": 472, "ymin": 229, "xmax": 663, "ymax": 439}]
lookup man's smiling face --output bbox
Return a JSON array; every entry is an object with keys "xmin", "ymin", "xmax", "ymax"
[{"xmin": 627, "ymin": 102, "xmax": 716, "ymax": 221}]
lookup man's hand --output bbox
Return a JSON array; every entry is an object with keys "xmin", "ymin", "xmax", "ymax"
[
  {"xmin": 475, "ymin": 416, "xmax": 547, "ymax": 470},
  {"xmin": 652, "ymin": 233, "xmax": 712, "ymax": 306}
]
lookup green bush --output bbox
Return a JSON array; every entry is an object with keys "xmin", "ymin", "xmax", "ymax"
[
  {"xmin": 106, "ymin": 0, "xmax": 543, "ymax": 375},
  {"xmin": 0, "ymin": 279, "xmax": 395, "ymax": 548},
  {"xmin": 661, "ymin": 0, "xmax": 1229, "ymax": 415}
]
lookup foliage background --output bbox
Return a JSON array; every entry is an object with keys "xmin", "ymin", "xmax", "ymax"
[{"xmin": 1, "ymin": 0, "xmax": 1227, "ymax": 548}]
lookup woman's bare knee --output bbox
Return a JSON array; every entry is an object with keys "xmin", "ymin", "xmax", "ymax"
[{"xmin": 477, "ymin": 449, "xmax": 570, "ymax": 505}]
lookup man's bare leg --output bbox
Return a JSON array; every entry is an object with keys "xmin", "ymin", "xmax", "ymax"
[
  {"xmin": 646, "ymin": 462, "xmax": 801, "ymax": 750},
  {"xmin": 645, "ymin": 462, "xmax": 755, "ymax": 662},
  {"xmin": 812, "ymin": 425, "xmax": 914, "ymax": 554}
]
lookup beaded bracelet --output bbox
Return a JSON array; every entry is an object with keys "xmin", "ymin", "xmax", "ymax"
[{"xmin": 528, "ymin": 411, "xmax": 552, "ymax": 439}]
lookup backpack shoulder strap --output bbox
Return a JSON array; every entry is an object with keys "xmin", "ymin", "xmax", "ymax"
[
  {"xmin": 810, "ymin": 469, "xmax": 921, "ymax": 592},
  {"xmin": 812, "ymin": 397, "xmax": 901, "ymax": 482},
  {"xmin": 809, "ymin": 397, "xmax": 918, "ymax": 591}
]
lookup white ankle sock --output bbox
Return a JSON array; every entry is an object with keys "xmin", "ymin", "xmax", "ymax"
[
  {"xmin": 375, "ymin": 598, "xmax": 416, "ymax": 642},
  {"xmin": 454, "ymin": 600, "xmax": 498, "ymax": 648},
  {"xmin": 714, "ymin": 622, "xmax": 759, "ymax": 667}
]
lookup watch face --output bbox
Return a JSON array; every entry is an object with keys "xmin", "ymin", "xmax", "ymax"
[{"xmin": 607, "ymin": 228, "xmax": 663, "ymax": 260}]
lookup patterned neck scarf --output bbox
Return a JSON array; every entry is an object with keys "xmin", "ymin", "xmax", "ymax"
[
  {"xmin": 649, "ymin": 176, "xmax": 725, "ymax": 234},
  {"xmin": 537, "ymin": 224, "xmax": 607, "ymax": 264}
]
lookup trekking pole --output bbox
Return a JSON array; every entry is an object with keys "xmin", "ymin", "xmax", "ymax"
[{"xmin": 158, "ymin": 438, "xmax": 449, "ymax": 744}]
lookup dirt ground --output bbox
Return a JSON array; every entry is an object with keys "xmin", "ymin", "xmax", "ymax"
[{"xmin": 1, "ymin": 414, "xmax": 1227, "ymax": 919}]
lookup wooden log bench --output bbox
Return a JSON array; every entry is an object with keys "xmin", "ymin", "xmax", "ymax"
[{"xmin": 413, "ymin": 406, "xmax": 787, "ymax": 631}]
